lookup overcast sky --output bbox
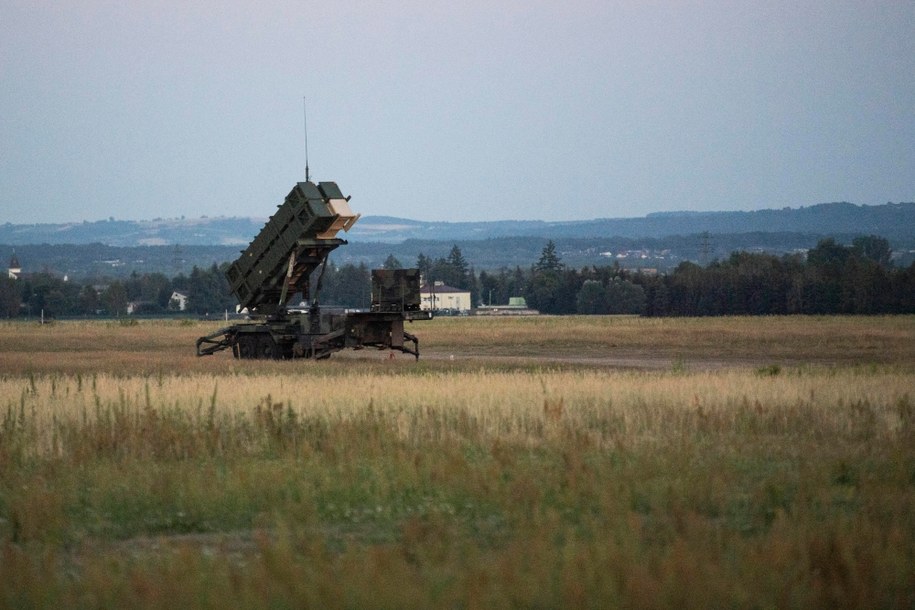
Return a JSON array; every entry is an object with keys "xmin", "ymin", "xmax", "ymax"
[{"xmin": 1, "ymin": 1, "xmax": 913, "ymax": 224}]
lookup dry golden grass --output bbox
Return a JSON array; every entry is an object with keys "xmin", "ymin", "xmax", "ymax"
[
  {"xmin": 1, "ymin": 314, "xmax": 913, "ymax": 375},
  {"xmin": 423, "ymin": 314, "xmax": 915, "ymax": 363},
  {"xmin": 4, "ymin": 367, "xmax": 912, "ymax": 454}
]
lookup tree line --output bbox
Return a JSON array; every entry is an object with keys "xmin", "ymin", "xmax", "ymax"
[
  {"xmin": 406, "ymin": 236, "xmax": 914, "ymax": 316},
  {"xmin": 0, "ymin": 265, "xmax": 234, "ymax": 319},
  {"xmin": 1, "ymin": 235, "xmax": 912, "ymax": 318},
  {"xmin": 639, "ymin": 236, "xmax": 915, "ymax": 316}
]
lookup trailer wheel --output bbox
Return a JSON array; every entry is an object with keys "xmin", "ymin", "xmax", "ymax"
[
  {"xmin": 258, "ymin": 335, "xmax": 280, "ymax": 360},
  {"xmin": 237, "ymin": 335, "xmax": 257, "ymax": 359}
]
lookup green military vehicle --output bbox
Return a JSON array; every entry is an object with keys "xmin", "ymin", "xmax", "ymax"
[{"xmin": 196, "ymin": 180, "xmax": 431, "ymax": 359}]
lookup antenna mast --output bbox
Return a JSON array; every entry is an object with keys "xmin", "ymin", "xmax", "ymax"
[{"xmin": 303, "ymin": 98, "xmax": 311, "ymax": 182}]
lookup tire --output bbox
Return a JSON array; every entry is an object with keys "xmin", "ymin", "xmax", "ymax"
[
  {"xmin": 237, "ymin": 335, "xmax": 257, "ymax": 359},
  {"xmin": 257, "ymin": 334, "xmax": 279, "ymax": 360}
]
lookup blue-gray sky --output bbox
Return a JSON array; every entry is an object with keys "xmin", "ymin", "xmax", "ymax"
[{"xmin": 2, "ymin": 1, "xmax": 913, "ymax": 224}]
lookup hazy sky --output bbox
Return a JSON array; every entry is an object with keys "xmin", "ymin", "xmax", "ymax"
[{"xmin": 2, "ymin": 1, "xmax": 913, "ymax": 224}]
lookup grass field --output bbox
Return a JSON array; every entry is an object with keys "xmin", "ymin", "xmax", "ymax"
[{"xmin": 1, "ymin": 316, "xmax": 913, "ymax": 607}]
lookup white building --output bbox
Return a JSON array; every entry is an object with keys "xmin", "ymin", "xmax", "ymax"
[
  {"xmin": 419, "ymin": 281, "xmax": 471, "ymax": 314},
  {"xmin": 475, "ymin": 296, "xmax": 539, "ymax": 316},
  {"xmin": 169, "ymin": 291, "xmax": 189, "ymax": 311}
]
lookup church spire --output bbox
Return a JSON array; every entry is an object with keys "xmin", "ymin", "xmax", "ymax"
[{"xmin": 8, "ymin": 251, "xmax": 21, "ymax": 280}]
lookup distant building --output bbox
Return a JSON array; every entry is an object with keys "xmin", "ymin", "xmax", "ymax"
[
  {"xmin": 419, "ymin": 282, "xmax": 471, "ymax": 314},
  {"xmin": 127, "ymin": 301, "xmax": 161, "ymax": 315},
  {"xmin": 8, "ymin": 253, "xmax": 21, "ymax": 280},
  {"xmin": 169, "ymin": 291, "xmax": 189, "ymax": 311},
  {"xmin": 475, "ymin": 296, "xmax": 539, "ymax": 316}
]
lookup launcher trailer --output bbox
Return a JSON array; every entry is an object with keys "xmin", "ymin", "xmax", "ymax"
[{"xmin": 196, "ymin": 181, "xmax": 431, "ymax": 360}]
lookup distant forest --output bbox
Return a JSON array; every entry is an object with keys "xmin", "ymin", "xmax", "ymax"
[
  {"xmin": 4, "ymin": 228, "xmax": 915, "ymax": 284},
  {"xmin": 2, "ymin": 236, "xmax": 913, "ymax": 319}
]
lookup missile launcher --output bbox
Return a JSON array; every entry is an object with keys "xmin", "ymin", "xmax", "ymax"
[{"xmin": 196, "ymin": 181, "xmax": 431, "ymax": 359}]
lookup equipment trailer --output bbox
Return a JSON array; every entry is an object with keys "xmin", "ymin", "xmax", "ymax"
[{"xmin": 196, "ymin": 181, "xmax": 431, "ymax": 360}]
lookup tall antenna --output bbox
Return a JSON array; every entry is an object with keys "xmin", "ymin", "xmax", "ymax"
[{"xmin": 303, "ymin": 97, "xmax": 311, "ymax": 182}]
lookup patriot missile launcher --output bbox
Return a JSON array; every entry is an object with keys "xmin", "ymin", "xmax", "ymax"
[{"xmin": 196, "ymin": 181, "xmax": 430, "ymax": 359}]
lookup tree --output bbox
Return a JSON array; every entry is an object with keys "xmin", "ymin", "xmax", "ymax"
[
  {"xmin": 724, "ymin": 252, "xmax": 790, "ymax": 315},
  {"xmin": 478, "ymin": 270, "xmax": 499, "ymax": 306},
  {"xmin": 665, "ymin": 262, "xmax": 704, "ymax": 316},
  {"xmin": 144, "ymin": 273, "xmax": 172, "ymax": 307},
  {"xmin": 526, "ymin": 270, "xmax": 561, "ymax": 314},
  {"xmin": 125, "ymin": 270, "xmax": 143, "ymax": 301},
  {"xmin": 0, "ymin": 277, "xmax": 19, "ymax": 318},
  {"xmin": 852, "ymin": 235, "xmax": 892, "ymax": 268},
  {"xmin": 510, "ymin": 266, "xmax": 528, "ymax": 299},
  {"xmin": 535, "ymin": 240, "xmax": 563, "ymax": 272},
  {"xmin": 123, "ymin": 271, "xmax": 172, "ymax": 308},
  {"xmin": 805, "ymin": 239, "xmax": 850, "ymax": 313},
  {"xmin": 556, "ymin": 269, "xmax": 581, "ymax": 314},
  {"xmin": 416, "ymin": 253, "xmax": 432, "ymax": 281},
  {"xmin": 382, "ymin": 254, "xmax": 403, "ymax": 270},
  {"xmin": 103, "ymin": 281, "xmax": 129, "ymax": 316},
  {"xmin": 892, "ymin": 263, "xmax": 915, "ymax": 313},
  {"xmin": 78, "ymin": 284, "xmax": 101, "ymax": 315},
  {"xmin": 323, "ymin": 263, "xmax": 370, "ymax": 308},
  {"xmin": 429, "ymin": 245, "xmax": 472, "ymax": 290},
  {"xmin": 20, "ymin": 272, "xmax": 80, "ymax": 318},
  {"xmin": 841, "ymin": 256, "xmax": 890, "ymax": 313},
  {"xmin": 445, "ymin": 245, "xmax": 472, "ymax": 289},
  {"xmin": 605, "ymin": 278, "xmax": 647, "ymax": 314},
  {"xmin": 646, "ymin": 277, "xmax": 670, "ymax": 316},
  {"xmin": 576, "ymin": 280, "xmax": 608, "ymax": 314},
  {"xmin": 807, "ymin": 238, "xmax": 850, "ymax": 269},
  {"xmin": 187, "ymin": 264, "xmax": 234, "ymax": 315},
  {"xmin": 447, "ymin": 245, "xmax": 469, "ymax": 277},
  {"xmin": 526, "ymin": 241, "xmax": 569, "ymax": 314}
]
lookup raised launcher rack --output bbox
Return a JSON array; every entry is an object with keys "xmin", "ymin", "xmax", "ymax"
[{"xmin": 196, "ymin": 181, "xmax": 431, "ymax": 360}]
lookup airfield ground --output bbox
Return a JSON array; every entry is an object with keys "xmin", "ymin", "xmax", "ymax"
[{"xmin": 1, "ymin": 316, "xmax": 913, "ymax": 607}]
